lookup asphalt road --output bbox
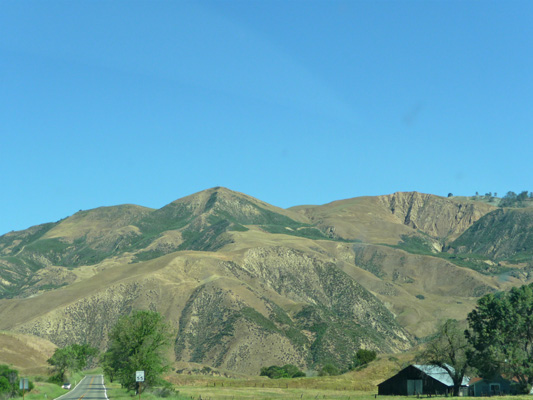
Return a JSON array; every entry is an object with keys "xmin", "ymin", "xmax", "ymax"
[{"xmin": 56, "ymin": 375, "xmax": 108, "ymax": 400}]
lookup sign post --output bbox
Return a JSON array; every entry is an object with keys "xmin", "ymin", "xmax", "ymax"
[
  {"xmin": 19, "ymin": 378, "xmax": 29, "ymax": 400},
  {"xmin": 135, "ymin": 371, "xmax": 144, "ymax": 400}
]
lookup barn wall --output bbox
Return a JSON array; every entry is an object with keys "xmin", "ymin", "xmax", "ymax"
[
  {"xmin": 378, "ymin": 365, "xmax": 453, "ymax": 396},
  {"xmin": 470, "ymin": 377, "xmax": 513, "ymax": 397}
]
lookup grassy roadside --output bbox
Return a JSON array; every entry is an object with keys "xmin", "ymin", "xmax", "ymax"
[
  {"xmin": 12, "ymin": 371, "xmax": 533, "ymax": 400},
  {"xmin": 11, "ymin": 369, "xmax": 99, "ymax": 400},
  {"xmin": 105, "ymin": 380, "xmax": 190, "ymax": 400}
]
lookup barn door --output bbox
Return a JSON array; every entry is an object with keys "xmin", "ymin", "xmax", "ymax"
[{"xmin": 408, "ymin": 379, "xmax": 423, "ymax": 395}]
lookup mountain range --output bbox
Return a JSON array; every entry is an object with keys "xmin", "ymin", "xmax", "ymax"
[{"xmin": 1, "ymin": 187, "xmax": 532, "ymax": 375}]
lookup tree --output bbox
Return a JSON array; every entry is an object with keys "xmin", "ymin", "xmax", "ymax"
[
  {"xmin": 0, "ymin": 365, "xmax": 24, "ymax": 399},
  {"xmin": 419, "ymin": 319, "xmax": 472, "ymax": 396},
  {"xmin": 259, "ymin": 364, "xmax": 305, "ymax": 379},
  {"xmin": 48, "ymin": 346, "xmax": 76, "ymax": 382},
  {"xmin": 71, "ymin": 344, "xmax": 98, "ymax": 370},
  {"xmin": 467, "ymin": 284, "xmax": 533, "ymax": 393},
  {"xmin": 100, "ymin": 351, "xmax": 118, "ymax": 383},
  {"xmin": 499, "ymin": 191, "xmax": 518, "ymax": 207},
  {"xmin": 47, "ymin": 344, "xmax": 98, "ymax": 382},
  {"xmin": 352, "ymin": 349, "xmax": 377, "ymax": 369},
  {"xmin": 103, "ymin": 310, "xmax": 173, "ymax": 390},
  {"xmin": 517, "ymin": 190, "xmax": 529, "ymax": 202}
]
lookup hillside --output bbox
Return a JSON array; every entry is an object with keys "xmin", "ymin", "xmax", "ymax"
[
  {"xmin": 0, "ymin": 331, "xmax": 56, "ymax": 374},
  {"xmin": 0, "ymin": 187, "xmax": 531, "ymax": 375},
  {"xmin": 291, "ymin": 192, "xmax": 495, "ymax": 245},
  {"xmin": 0, "ymin": 247, "xmax": 412, "ymax": 374},
  {"xmin": 0, "ymin": 188, "xmax": 327, "ymax": 298},
  {"xmin": 450, "ymin": 207, "xmax": 533, "ymax": 262}
]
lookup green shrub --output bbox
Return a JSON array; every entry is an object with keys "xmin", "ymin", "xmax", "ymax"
[
  {"xmin": 351, "ymin": 349, "xmax": 377, "ymax": 369},
  {"xmin": 260, "ymin": 364, "xmax": 305, "ymax": 379},
  {"xmin": 0, "ymin": 364, "xmax": 29, "ymax": 398},
  {"xmin": 319, "ymin": 363, "xmax": 340, "ymax": 376}
]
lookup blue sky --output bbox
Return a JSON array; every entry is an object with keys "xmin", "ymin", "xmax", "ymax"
[{"xmin": 1, "ymin": 0, "xmax": 532, "ymax": 235}]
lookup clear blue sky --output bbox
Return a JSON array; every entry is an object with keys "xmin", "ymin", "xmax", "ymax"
[{"xmin": 1, "ymin": 0, "xmax": 532, "ymax": 235}]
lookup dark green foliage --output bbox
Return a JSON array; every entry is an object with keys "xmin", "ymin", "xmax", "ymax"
[
  {"xmin": 240, "ymin": 307, "xmax": 279, "ymax": 333},
  {"xmin": 396, "ymin": 234, "xmax": 436, "ymax": 255},
  {"xmin": 390, "ymin": 233, "xmax": 514, "ymax": 276},
  {"xmin": 132, "ymin": 249, "xmax": 168, "ymax": 262},
  {"xmin": 137, "ymin": 203, "xmax": 194, "ymax": 236},
  {"xmin": 352, "ymin": 349, "xmax": 377, "ymax": 368},
  {"xmin": 499, "ymin": 190, "xmax": 532, "ymax": 208},
  {"xmin": 174, "ymin": 287, "xmax": 240, "ymax": 364},
  {"xmin": 295, "ymin": 302, "xmax": 389, "ymax": 370},
  {"xmin": 47, "ymin": 343, "xmax": 98, "ymax": 382},
  {"xmin": 104, "ymin": 310, "xmax": 172, "ymax": 391},
  {"xmin": 260, "ymin": 364, "xmax": 305, "ymax": 379},
  {"xmin": 0, "ymin": 364, "xmax": 27, "ymax": 398},
  {"xmin": 177, "ymin": 220, "xmax": 233, "ymax": 252},
  {"xmin": 0, "ymin": 223, "xmax": 57, "ymax": 255},
  {"xmin": 319, "ymin": 363, "xmax": 340, "ymax": 376},
  {"xmin": 467, "ymin": 283, "xmax": 533, "ymax": 394},
  {"xmin": 451, "ymin": 208, "xmax": 533, "ymax": 261}
]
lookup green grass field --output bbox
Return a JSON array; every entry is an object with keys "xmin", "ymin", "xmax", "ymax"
[{"xmin": 13, "ymin": 370, "xmax": 533, "ymax": 400}]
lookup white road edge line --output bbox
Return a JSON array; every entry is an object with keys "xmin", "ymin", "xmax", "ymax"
[{"xmin": 99, "ymin": 374, "xmax": 109, "ymax": 400}]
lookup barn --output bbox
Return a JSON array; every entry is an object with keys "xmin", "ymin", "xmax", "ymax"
[
  {"xmin": 378, "ymin": 364, "xmax": 469, "ymax": 396},
  {"xmin": 468, "ymin": 375, "xmax": 515, "ymax": 396}
]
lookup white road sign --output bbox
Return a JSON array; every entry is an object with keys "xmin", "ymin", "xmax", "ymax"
[
  {"xmin": 19, "ymin": 378, "xmax": 29, "ymax": 390},
  {"xmin": 136, "ymin": 371, "xmax": 145, "ymax": 382}
]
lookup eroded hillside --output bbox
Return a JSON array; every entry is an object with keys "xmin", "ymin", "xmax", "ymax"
[
  {"xmin": 378, "ymin": 192, "xmax": 496, "ymax": 240},
  {"xmin": 291, "ymin": 192, "xmax": 495, "ymax": 245},
  {"xmin": 0, "ymin": 247, "xmax": 413, "ymax": 374},
  {"xmin": 0, "ymin": 188, "xmax": 531, "ymax": 375}
]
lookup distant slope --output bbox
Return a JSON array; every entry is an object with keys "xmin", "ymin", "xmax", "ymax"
[
  {"xmin": 291, "ymin": 192, "xmax": 495, "ymax": 244},
  {"xmin": 0, "ymin": 204, "xmax": 153, "ymax": 298},
  {"xmin": 0, "ymin": 188, "xmax": 332, "ymax": 298},
  {"xmin": 346, "ymin": 243, "xmax": 505, "ymax": 337},
  {"xmin": 134, "ymin": 187, "xmax": 326, "ymax": 258},
  {"xmin": 378, "ymin": 192, "xmax": 496, "ymax": 240},
  {"xmin": 450, "ymin": 208, "xmax": 533, "ymax": 261}
]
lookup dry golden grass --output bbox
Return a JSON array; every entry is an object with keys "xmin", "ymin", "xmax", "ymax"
[
  {"xmin": 167, "ymin": 352, "xmax": 417, "ymax": 393},
  {"xmin": 0, "ymin": 331, "xmax": 56, "ymax": 373}
]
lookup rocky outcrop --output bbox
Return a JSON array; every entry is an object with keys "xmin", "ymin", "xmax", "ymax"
[{"xmin": 379, "ymin": 192, "xmax": 495, "ymax": 240}]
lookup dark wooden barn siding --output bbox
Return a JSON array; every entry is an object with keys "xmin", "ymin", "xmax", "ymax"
[{"xmin": 378, "ymin": 365, "xmax": 451, "ymax": 396}]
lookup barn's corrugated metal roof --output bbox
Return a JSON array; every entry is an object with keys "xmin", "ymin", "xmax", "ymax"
[{"xmin": 414, "ymin": 365, "xmax": 470, "ymax": 387}]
